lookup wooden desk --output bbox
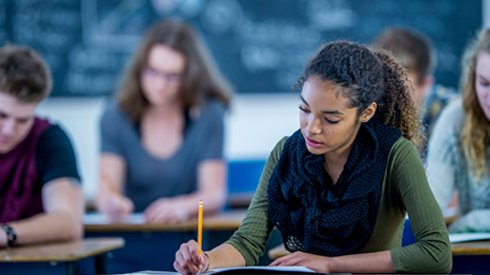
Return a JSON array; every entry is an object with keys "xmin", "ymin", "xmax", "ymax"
[
  {"xmin": 84, "ymin": 209, "xmax": 247, "ymax": 232},
  {"xmin": 451, "ymin": 240, "xmax": 490, "ymax": 255},
  {"xmin": 451, "ymin": 240, "xmax": 490, "ymax": 274},
  {"xmin": 83, "ymin": 210, "xmax": 250, "ymax": 274},
  {"xmin": 0, "ymin": 237, "xmax": 124, "ymax": 275},
  {"xmin": 269, "ymin": 241, "xmax": 490, "ymax": 275},
  {"xmin": 268, "ymin": 240, "xmax": 490, "ymax": 259}
]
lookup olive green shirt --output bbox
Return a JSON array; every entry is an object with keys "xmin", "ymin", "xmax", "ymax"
[{"xmin": 226, "ymin": 136, "xmax": 452, "ymax": 274}]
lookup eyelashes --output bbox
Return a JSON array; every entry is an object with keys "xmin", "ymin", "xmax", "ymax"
[{"xmin": 298, "ymin": 105, "xmax": 339, "ymax": 124}]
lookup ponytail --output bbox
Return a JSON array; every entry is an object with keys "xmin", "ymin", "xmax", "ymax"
[{"xmin": 374, "ymin": 50, "xmax": 425, "ymax": 153}]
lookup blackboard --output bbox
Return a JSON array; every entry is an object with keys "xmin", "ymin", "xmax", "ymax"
[{"xmin": 0, "ymin": 0, "xmax": 482, "ymax": 96}]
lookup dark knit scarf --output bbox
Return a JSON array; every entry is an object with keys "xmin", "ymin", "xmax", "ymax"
[{"xmin": 268, "ymin": 119, "xmax": 401, "ymax": 256}]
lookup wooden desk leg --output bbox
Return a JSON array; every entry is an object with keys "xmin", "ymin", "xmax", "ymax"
[
  {"xmin": 66, "ymin": 261, "xmax": 79, "ymax": 275},
  {"xmin": 95, "ymin": 254, "xmax": 107, "ymax": 274}
]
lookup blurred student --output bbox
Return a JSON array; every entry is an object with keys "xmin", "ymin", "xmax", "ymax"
[
  {"xmin": 174, "ymin": 41, "xmax": 451, "ymax": 274},
  {"xmin": 96, "ymin": 20, "xmax": 232, "ymax": 223},
  {"xmin": 427, "ymin": 28, "xmax": 490, "ymax": 233},
  {"xmin": 0, "ymin": 45, "xmax": 84, "ymax": 248},
  {"xmin": 373, "ymin": 27, "xmax": 458, "ymax": 140}
]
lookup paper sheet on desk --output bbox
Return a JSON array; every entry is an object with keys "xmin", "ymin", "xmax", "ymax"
[
  {"xmin": 449, "ymin": 232, "xmax": 490, "ymax": 243},
  {"xmin": 209, "ymin": 266, "xmax": 317, "ymax": 274},
  {"xmin": 122, "ymin": 266, "xmax": 346, "ymax": 274},
  {"xmin": 83, "ymin": 212, "xmax": 146, "ymax": 224},
  {"xmin": 121, "ymin": 271, "xmax": 178, "ymax": 274}
]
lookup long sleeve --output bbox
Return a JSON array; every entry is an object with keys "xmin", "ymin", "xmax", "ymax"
[
  {"xmin": 389, "ymin": 138, "xmax": 452, "ymax": 274},
  {"xmin": 225, "ymin": 137, "xmax": 288, "ymax": 265},
  {"xmin": 426, "ymin": 100, "xmax": 462, "ymax": 209}
]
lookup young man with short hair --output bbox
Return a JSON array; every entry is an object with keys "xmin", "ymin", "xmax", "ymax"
[
  {"xmin": 0, "ymin": 45, "xmax": 84, "ymax": 248},
  {"xmin": 373, "ymin": 27, "xmax": 459, "ymax": 140}
]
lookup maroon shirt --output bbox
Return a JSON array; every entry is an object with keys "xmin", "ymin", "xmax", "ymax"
[{"xmin": 0, "ymin": 118, "xmax": 52, "ymax": 222}]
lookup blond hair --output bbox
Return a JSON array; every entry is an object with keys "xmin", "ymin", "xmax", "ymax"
[{"xmin": 460, "ymin": 28, "xmax": 490, "ymax": 179}]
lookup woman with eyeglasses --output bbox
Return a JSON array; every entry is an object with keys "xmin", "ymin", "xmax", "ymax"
[{"xmin": 96, "ymin": 20, "xmax": 232, "ymax": 223}]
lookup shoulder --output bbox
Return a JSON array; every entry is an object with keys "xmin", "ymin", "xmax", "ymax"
[
  {"xmin": 35, "ymin": 124, "xmax": 80, "ymax": 183},
  {"xmin": 269, "ymin": 136, "xmax": 289, "ymax": 164},
  {"xmin": 101, "ymin": 100, "xmax": 130, "ymax": 123},
  {"xmin": 100, "ymin": 100, "xmax": 135, "ymax": 134},
  {"xmin": 387, "ymin": 137, "xmax": 420, "ymax": 167},
  {"xmin": 390, "ymin": 136, "xmax": 417, "ymax": 156},
  {"xmin": 36, "ymin": 124, "xmax": 76, "ymax": 160},
  {"xmin": 38, "ymin": 124, "xmax": 72, "ymax": 146},
  {"xmin": 201, "ymin": 98, "xmax": 226, "ymax": 117},
  {"xmin": 436, "ymin": 97, "xmax": 465, "ymax": 131},
  {"xmin": 192, "ymin": 98, "xmax": 227, "ymax": 126}
]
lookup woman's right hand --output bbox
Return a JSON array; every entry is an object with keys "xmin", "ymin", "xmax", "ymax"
[
  {"xmin": 174, "ymin": 240, "xmax": 209, "ymax": 274},
  {"xmin": 98, "ymin": 193, "xmax": 134, "ymax": 220}
]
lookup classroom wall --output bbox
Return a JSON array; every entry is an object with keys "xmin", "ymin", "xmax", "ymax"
[
  {"xmin": 35, "ymin": 93, "xmax": 300, "ymax": 200},
  {"xmin": 485, "ymin": 0, "xmax": 490, "ymax": 27},
  {"xmin": 33, "ymin": 2, "xmax": 490, "ymax": 201}
]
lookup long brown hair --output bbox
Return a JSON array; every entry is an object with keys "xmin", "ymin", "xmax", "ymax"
[
  {"xmin": 296, "ymin": 41, "xmax": 424, "ymax": 151},
  {"xmin": 118, "ymin": 20, "xmax": 232, "ymax": 122},
  {"xmin": 461, "ymin": 28, "xmax": 490, "ymax": 179}
]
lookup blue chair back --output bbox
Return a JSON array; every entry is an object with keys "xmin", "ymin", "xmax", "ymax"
[
  {"xmin": 401, "ymin": 218, "xmax": 416, "ymax": 246},
  {"xmin": 226, "ymin": 160, "xmax": 266, "ymax": 208},
  {"xmin": 227, "ymin": 160, "xmax": 266, "ymax": 194}
]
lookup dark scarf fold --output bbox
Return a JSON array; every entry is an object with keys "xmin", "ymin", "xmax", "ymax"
[{"xmin": 268, "ymin": 119, "xmax": 401, "ymax": 256}]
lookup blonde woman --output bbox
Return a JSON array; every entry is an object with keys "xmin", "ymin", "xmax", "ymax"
[{"xmin": 427, "ymin": 28, "xmax": 490, "ymax": 232}]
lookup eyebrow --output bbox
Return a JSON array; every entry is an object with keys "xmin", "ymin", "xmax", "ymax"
[
  {"xmin": 300, "ymin": 95, "xmax": 344, "ymax": 115},
  {"xmin": 477, "ymin": 73, "xmax": 490, "ymax": 82},
  {"xmin": 0, "ymin": 110, "xmax": 32, "ymax": 121}
]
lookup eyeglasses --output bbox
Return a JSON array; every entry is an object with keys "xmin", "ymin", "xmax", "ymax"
[{"xmin": 142, "ymin": 67, "xmax": 184, "ymax": 83}]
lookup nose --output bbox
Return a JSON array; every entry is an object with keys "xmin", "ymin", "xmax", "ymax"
[
  {"xmin": 154, "ymin": 74, "xmax": 170, "ymax": 87},
  {"xmin": 0, "ymin": 118, "xmax": 15, "ymax": 136},
  {"xmin": 306, "ymin": 116, "xmax": 321, "ymax": 135}
]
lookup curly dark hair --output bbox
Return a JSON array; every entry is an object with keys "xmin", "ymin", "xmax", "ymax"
[{"xmin": 295, "ymin": 41, "xmax": 424, "ymax": 151}]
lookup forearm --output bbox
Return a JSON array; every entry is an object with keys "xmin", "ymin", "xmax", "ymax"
[
  {"xmin": 207, "ymin": 244, "xmax": 246, "ymax": 270},
  {"xmin": 7, "ymin": 211, "xmax": 83, "ymax": 246},
  {"xmin": 330, "ymin": 250, "xmax": 394, "ymax": 273}
]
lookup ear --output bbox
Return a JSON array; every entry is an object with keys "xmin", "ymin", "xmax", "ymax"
[{"xmin": 359, "ymin": 102, "xmax": 377, "ymax": 123}]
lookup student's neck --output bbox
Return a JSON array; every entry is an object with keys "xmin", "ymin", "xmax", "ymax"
[
  {"xmin": 146, "ymin": 101, "xmax": 183, "ymax": 119},
  {"xmin": 324, "ymin": 142, "xmax": 352, "ymax": 170},
  {"xmin": 323, "ymin": 132, "xmax": 358, "ymax": 183}
]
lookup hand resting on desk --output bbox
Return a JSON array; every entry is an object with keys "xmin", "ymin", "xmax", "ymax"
[
  {"xmin": 97, "ymin": 192, "xmax": 134, "ymax": 221},
  {"xmin": 144, "ymin": 197, "xmax": 189, "ymax": 223},
  {"xmin": 269, "ymin": 251, "xmax": 333, "ymax": 274}
]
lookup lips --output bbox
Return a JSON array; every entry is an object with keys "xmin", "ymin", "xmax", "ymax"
[
  {"xmin": 0, "ymin": 137, "xmax": 11, "ymax": 145},
  {"xmin": 305, "ymin": 136, "xmax": 323, "ymax": 148}
]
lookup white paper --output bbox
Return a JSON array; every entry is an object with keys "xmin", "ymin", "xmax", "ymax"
[
  {"xmin": 449, "ymin": 232, "xmax": 490, "ymax": 243},
  {"xmin": 83, "ymin": 212, "xmax": 146, "ymax": 225},
  {"xmin": 209, "ymin": 266, "xmax": 316, "ymax": 274}
]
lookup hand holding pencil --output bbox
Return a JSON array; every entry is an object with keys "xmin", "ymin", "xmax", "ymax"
[{"xmin": 174, "ymin": 200, "xmax": 209, "ymax": 274}]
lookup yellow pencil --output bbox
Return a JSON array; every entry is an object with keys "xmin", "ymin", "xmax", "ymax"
[{"xmin": 198, "ymin": 199, "xmax": 203, "ymax": 255}]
